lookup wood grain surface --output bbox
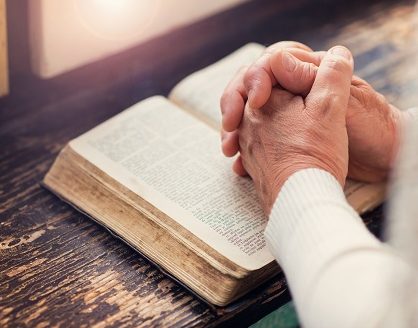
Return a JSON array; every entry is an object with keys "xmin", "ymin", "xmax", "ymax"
[{"xmin": 1, "ymin": 0, "xmax": 417, "ymax": 327}]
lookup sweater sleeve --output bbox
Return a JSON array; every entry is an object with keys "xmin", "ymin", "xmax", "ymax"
[
  {"xmin": 407, "ymin": 107, "xmax": 418, "ymax": 121},
  {"xmin": 265, "ymin": 168, "xmax": 412, "ymax": 328}
]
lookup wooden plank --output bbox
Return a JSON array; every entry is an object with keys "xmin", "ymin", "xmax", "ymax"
[{"xmin": 0, "ymin": 0, "xmax": 8, "ymax": 96}]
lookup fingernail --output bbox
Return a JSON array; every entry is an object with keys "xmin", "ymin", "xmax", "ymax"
[
  {"xmin": 283, "ymin": 52, "xmax": 296, "ymax": 72},
  {"xmin": 329, "ymin": 46, "xmax": 351, "ymax": 60}
]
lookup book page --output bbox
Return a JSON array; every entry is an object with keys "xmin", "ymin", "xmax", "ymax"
[
  {"xmin": 344, "ymin": 179, "xmax": 385, "ymax": 214},
  {"xmin": 70, "ymin": 96, "xmax": 274, "ymax": 271},
  {"xmin": 169, "ymin": 43, "xmax": 266, "ymax": 128}
]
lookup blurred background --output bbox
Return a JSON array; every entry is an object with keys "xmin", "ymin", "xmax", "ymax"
[
  {"xmin": 27, "ymin": 0, "xmax": 246, "ymax": 78},
  {"xmin": 1, "ymin": 0, "xmax": 417, "ymax": 102},
  {"xmin": 1, "ymin": 0, "xmax": 417, "ymax": 106}
]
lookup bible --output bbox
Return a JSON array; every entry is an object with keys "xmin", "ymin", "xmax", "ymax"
[{"xmin": 43, "ymin": 43, "xmax": 386, "ymax": 306}]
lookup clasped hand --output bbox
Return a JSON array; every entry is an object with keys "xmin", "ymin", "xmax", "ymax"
[{"xmin": 220, "ymin": 42, "xmax": 404, "ymax": 215}]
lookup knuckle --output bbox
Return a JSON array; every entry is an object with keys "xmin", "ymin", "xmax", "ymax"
[
  {"xmin": 244, "ymin": 54, "xmax": 273, "ymax": 90},
  {"xmin": 315, "ymin": 87, "xmax": 334, "ymax": 100},
  {"xmin": 323, "ymin": 55, "xmax": 351, "ymax": 74},
  {"xmin": 220, "ymin": 90, "xmax": 231, "ymax": 110},
  {"xmin": 244, "ymin": 65, "xmax": 262, "ymax": 89},
  {"xmin": 298, "ymin": 63, "xmax": 316, "ymax": 82},
  {"xmin": 247, "ymin": 143, "xmax": 254, "ymax": 156},
  {"xmin": 238, "ymin": 131, "xmax": 248, "ymax": 152},
  {"xmin": 266, "ymin": 41, "xmax": 312, "ymax": 53},
  {"xmin": 375, "ymin": 91, "xmax": 388, "ymax": 106},
  {"xmin": 268, "ymin": 92, "xmax": 283, "ymax": 110},
  {"xmin": 220, "ymin": 66, "xmax": 249, "ymax": 109},
  {"xmin": 307, "ymin": 63, "xmax": 317, "ymax": 79},
  {"xmin": 264, "ymin": 89, "xmax": 295, "ymax": 111},
  {"xmin": 307, "ymin": 90, "xmax": 338, "ymax": 116},
  {"xmin": 243, "ymin": 65, "xmax": 255, "ymax": 81},
  {"xmin": 237, "ymin": 65, "xmax": 249, "ymax": 77}
]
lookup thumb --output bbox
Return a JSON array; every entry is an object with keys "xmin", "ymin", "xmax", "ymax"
[
  {"xmin": 306, "ymin": 46, "xmax": 354, "ymax": 115},
  {"xmin": 270, "ymin": 50, "xmax": 319, "ymax": 96}
]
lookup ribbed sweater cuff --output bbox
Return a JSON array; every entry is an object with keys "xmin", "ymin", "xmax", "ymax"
[{"xmin": 265, "ymin": 168, "xmax": 380, "ymax": 302}]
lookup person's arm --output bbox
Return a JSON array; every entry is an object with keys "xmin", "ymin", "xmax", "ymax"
[
  {"xmin": 266, "ymin": 168, "xmax": 412, "ymax": 328},
  {"xmin": 223, "ymin": 43, "xmax": 416, "ymax": 327},
  {"xmin": 264, "ymin": 109, "xmax": 418, "ymax": 327}
]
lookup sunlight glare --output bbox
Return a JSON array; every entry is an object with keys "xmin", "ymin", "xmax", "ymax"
[{"xmin": 74, "ymin": 0, "xmax": 160, "ymax": 41}]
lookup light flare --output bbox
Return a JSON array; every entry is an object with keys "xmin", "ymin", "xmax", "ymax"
[{"xmin": 73, "ymin": 0, "xmax": 160, "ymax": 41}]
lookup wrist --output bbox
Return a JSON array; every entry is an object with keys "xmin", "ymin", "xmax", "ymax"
[{"xmin": 267, "ymin": 160, "xmax": 347, "ymax": 215}]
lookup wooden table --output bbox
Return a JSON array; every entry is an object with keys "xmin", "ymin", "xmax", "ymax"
[{"xmin": 1, "ymin": 0, "xmax": 417, "ymax": 326}]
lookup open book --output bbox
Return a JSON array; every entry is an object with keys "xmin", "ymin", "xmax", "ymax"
[{"xmin": 43, "ymin": 43, "xmax": 386, "ymax": 306}]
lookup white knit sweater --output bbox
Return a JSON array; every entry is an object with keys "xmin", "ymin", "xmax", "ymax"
[{"xmin": 265, "ymin": 108, "xmax": 418, "ymax": 328}]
